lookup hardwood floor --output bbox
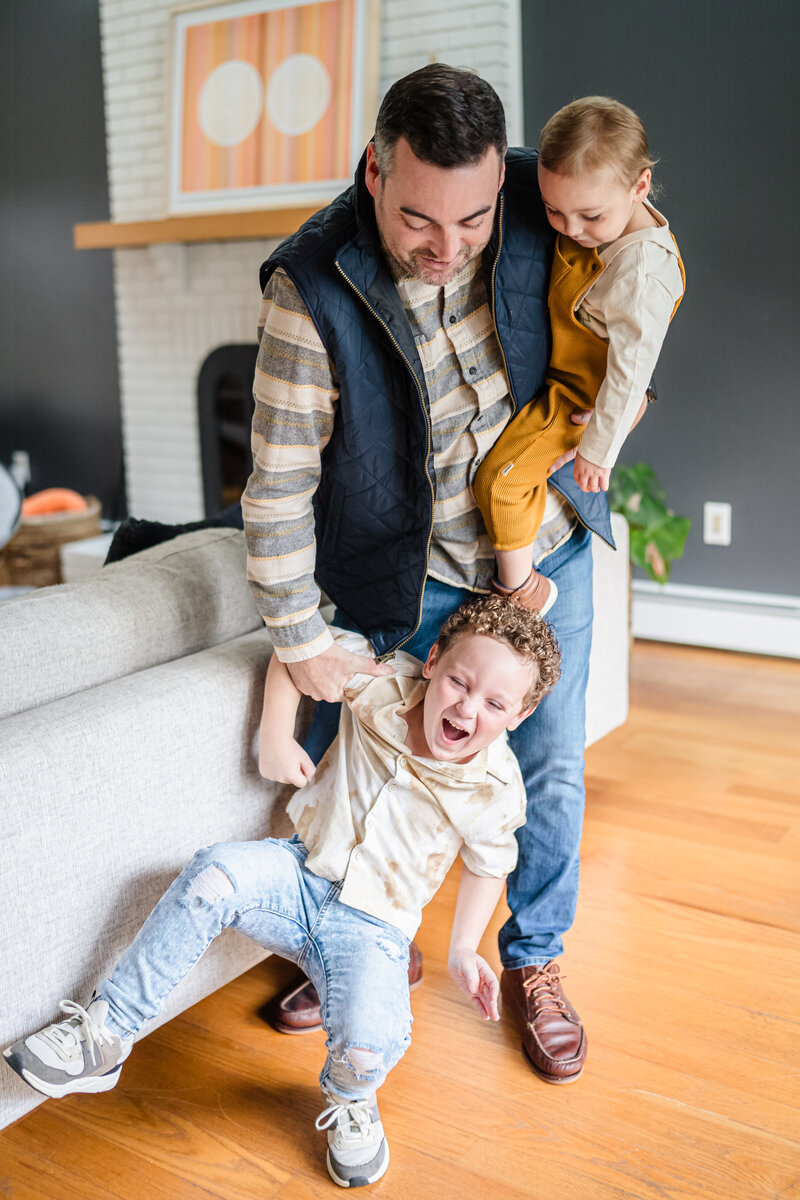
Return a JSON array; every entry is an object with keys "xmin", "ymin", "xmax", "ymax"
[{"xmin": 2, "ymin": 642, "xmax": 798, "ymax": 1199}]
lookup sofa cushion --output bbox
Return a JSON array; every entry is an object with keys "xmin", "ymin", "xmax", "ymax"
[
  {"xmin": 0, "ymin": 528, "xmax": 262, "ymax": 720},
  {"xmin": 0, "ymin": 626, "xmax": 286, "ymax": 1130}
]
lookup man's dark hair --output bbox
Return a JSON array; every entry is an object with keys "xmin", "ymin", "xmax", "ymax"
[{"xmin": 374, "ymin": 63, "xmax": 507, "ymax": 178}]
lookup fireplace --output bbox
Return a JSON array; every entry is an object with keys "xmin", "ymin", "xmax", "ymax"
[{"xmin": 197, "ymin": 344, "xmax": 258, "ymax": 517}]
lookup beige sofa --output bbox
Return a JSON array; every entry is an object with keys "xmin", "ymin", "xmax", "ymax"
[{"xmin": 0, "ymin": 517, "xmax": 628, "ymax": 1129}]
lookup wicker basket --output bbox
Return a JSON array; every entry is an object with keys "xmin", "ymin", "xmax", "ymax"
[{"xmin": 0, "ymin": 496, "xmax": 102, "ymax": 587}]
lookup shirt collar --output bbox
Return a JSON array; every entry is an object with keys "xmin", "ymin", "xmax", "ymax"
[{"xmin": 382, "ymin": 675, "xmax": 515, "ymax": 787}]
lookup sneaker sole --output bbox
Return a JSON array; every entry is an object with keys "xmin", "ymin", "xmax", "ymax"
[
  {"xmin": 326, "ymin": 1144, "xmax": 390, "ymax": 1188},
  {"xmin": 3, "ymin": 1048, "xmax": 122, "ymax": 1099}
]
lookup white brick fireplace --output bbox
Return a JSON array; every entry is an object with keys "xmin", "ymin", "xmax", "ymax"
[{"xmin": 99, "ymin": 0, "xmax": 524, "ymax": 521}]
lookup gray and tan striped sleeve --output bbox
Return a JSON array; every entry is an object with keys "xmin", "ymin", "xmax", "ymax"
[{"xmin": 242, "ymin": 268, "xmax": 338, "ymax": 662}]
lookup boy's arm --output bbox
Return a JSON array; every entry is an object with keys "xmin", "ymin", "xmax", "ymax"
[
  {"xmin": 258, "ymin": 652, "xmax": 317, "ymax": 788},
  {"xmin": 448, "ymin": 864, "xmax": 506, "ymax": 1021}
]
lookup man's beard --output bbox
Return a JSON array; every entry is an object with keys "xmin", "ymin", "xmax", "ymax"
[{"xmin": 382, "ymin": 241, "xmax": 477, "ymax": 286}]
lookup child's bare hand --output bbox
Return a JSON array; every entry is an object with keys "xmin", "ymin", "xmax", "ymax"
[
  {"xmin": 259, "ymin": 735, "xmax": 316, "ymax": 788},
  {"xmin": 448, "ymin": 948, "xmax": 500, "ymax": 1021},
  {"xmin": 573, "ymin": 452, "xmax": 610, "ymax": 493}
]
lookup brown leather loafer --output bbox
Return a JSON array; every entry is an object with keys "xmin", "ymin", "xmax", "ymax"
[
  {"xmin": 265, "ymin": 940, "xmax": 424, "ymax": 1034},
  {"xmin": 500, "ymin": 961, "xmax": 586, "ymax": 1083}
]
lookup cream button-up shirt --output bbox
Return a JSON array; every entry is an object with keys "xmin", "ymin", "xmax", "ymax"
[{"xmin": 287, "ymin": 630, "xmax": 527, "ymax": 941}]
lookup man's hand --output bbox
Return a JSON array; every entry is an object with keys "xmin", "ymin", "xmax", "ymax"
[
  {"xmin": 449, "ymin": 948, "xmax": 500, "ymax": 1021},
  {"xmin": 286, "ymin": 642, "xmax": 393, "ymax": 703},
  {"xmin": 573, "ymin": 452, "xmax": 610, "ymax": 493},
  {"xmin": 547, "ymin": 409, "xmax": 592, "ymax": 476},
  {"xmin": 547, "ymin": 394, "xmax": 650, "ymax": 478},
  {"xmin": 259, "ymin": 735, "xmax": 316, "ymax": 788}
]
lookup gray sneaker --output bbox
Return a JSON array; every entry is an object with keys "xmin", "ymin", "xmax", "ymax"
[
  {"xmin": 3, "ymin": 998, "xmax": 132, "ymax": 1099},
  {"xmin": 315, "ymin": 1092, "xmax": 389, "ymax": 1188}
]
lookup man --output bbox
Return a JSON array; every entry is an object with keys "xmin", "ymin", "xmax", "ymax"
[{"xmin": 244, "ymin": 64, "xmax": 630, "ymax": 1085}]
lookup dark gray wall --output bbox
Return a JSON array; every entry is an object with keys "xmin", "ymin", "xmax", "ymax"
[
  {"xmin": 0, "ymin": 0, "xmax": 125, "ymax": 519},
  {"xmin": 521, "ymin": 0, "xmax": 799, "ymax": 595}
]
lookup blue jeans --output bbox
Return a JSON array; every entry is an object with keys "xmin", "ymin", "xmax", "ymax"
[
  {"xmin": 305, "ymin": 524, "xmax": 594, "ymax": 968},
  {"xmin": 97, "ymin": 837, "xmax": 413, "ymax": 1101}
]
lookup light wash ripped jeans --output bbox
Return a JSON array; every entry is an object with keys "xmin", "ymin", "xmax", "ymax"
[{"xmin": 96, "ymin": 836, "xmax": 413, "ymax": 1101}]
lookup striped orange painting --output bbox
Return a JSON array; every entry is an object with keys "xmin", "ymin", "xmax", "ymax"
[{"xmin": 179, "ymin": 0, "xmax": 356, "ymax": 196}]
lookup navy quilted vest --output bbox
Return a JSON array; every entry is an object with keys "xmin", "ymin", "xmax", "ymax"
[{"xmin": 260, "ymin": 148, "xmax": 614, "ymax": 657}]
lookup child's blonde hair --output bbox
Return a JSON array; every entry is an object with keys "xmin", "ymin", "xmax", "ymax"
[{"xmin": 539, "ymin": 96, "xmax": 656, "ymax": 189}]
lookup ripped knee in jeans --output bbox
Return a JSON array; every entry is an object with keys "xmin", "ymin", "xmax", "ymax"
[
  {"xmin": 327, "ymin": 1044, "xmax": 385, "ymax": 1090},
  {"xmin": 182, "ymin": 863, "xmax": 236, "ymax": 909}
]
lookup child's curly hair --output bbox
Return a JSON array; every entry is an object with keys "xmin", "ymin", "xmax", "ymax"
[{"xmin": 435, "ymin": 595, "xmax": 561, "ymax": 711}]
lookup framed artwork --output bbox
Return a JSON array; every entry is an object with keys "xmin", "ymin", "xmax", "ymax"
[{"xmin": 168, "ymin": 0, "xmax": 379, "ymax": 212}]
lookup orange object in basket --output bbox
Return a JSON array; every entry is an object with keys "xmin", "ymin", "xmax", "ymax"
[{"xmin": 21, "ymin": 488, "xmax": 88, "ymax": 517}]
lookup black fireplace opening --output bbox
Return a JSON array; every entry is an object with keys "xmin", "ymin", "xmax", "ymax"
[{"xmin": 197, "ymin": 344, "xmax": 259, "ymax": 518}]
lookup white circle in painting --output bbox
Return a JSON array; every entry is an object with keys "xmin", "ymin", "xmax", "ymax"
[
  {"xmin": 198, "ymin": 60, "xmax": 264, "ymax": 147},
  {"xmin": 267, "ymin": 54, "xmax": 331, "ymax": 137}
]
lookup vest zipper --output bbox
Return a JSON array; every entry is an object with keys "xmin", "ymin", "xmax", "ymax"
[
  {"xmin": 333, "ymin": 260, "xmax": 435, "ymax": 660},
  {"xmin": 489, "ymin": 194, "xmax": 518, "ymax": 413}
]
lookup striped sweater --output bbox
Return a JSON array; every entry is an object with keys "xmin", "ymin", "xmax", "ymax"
[{"xmin": 243, "ymin": 258, "xmax": 576, "ymax": 662}]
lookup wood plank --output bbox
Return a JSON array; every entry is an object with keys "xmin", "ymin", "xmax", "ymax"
[{"xmin": 72, "ymin": 206, "xmax": 327, "ymax": 251}]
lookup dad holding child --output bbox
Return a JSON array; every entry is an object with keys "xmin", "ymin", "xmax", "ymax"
[{"xmin": 245, "ymin": 63, "xmax": 635, "ymax": 1083}]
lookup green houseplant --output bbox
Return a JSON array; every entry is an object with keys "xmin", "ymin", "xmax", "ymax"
[{"xmin": 609, "ymin": 463, "xmax": 690, "ymax": 583}]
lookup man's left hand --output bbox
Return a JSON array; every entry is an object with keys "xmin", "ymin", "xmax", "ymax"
[
  {"xmin": 546, "ymin": 394, "xmax": 650, "ymax": 477},
  {"xmin": 547, "ymin": 409, "xmax": 592, "ymax": 476}
]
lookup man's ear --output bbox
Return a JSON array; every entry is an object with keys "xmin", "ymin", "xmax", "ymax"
[
  {"xmin": 421, "ymin": 642, "xmax": 440, "ymax": 680},
  {"xmin": 365, "ymin": 142, "xmax": 382, "ymax": 201},
  {"xmin": 497, "ymin": 156, "xmax": 506, "ymax": 193},
  {"xmin": 506, "ymin": 704, "xmax": 535, "ymax": 732}
]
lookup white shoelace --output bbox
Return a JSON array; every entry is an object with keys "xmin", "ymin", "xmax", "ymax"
[
  {"xmin": 37, "ymin": 1000, "xmax": 113, "ymax": 1061},
  {"xmin": 315, "ymin": 1098, "xmax": 374, "ymax": 1144}
]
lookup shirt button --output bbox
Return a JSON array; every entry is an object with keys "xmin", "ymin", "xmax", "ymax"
[
  {"xmin": 387, "ymin": 783, "xmax": 396, "ymax": 793},
  {"xmin": 469, "ymin": 366, "xmax": 477, "ymax": 376},
  {"xmin": 449, "ymin": 314, "xmax": 457, "ymax": 324},
  {"xmin": 398, "ymin": 756, "xmax": 407, "ymax": 767}
]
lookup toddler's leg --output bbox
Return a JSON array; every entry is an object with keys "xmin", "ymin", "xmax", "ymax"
[{"xmin": 473, "ymin": 392, "xmax": 585, "ymax": 613}]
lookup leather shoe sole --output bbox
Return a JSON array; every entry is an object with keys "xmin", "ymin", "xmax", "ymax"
[{"xmin": 522, "ymin": 1042, "xmax": 584, "ymax": 1084}]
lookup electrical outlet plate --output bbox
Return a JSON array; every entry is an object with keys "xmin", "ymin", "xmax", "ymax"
[{"xmin": 703, "ymin": 501, "xmax": 732, "ymax": 546}]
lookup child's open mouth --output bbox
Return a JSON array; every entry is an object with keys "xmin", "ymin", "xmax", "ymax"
[{"xmin": 441, "ymin": 717, "xmax": 469, "ymax": 744}]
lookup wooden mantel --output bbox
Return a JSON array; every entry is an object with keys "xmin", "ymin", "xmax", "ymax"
[{"xmin": 73, "ymin": 205, "xmax": 325, "ymax": 250}]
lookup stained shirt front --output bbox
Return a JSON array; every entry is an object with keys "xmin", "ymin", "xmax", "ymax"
[{"xmin": 287, "ymin": 630, "xmax": 527, "ymax": 941}]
